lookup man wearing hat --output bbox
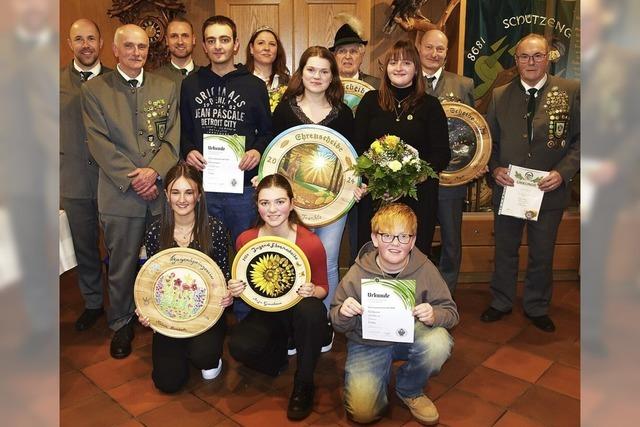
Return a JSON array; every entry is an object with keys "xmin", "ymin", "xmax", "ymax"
[
  {"xmin": 329, "ymin": 14, "xmax": 380, "ymax": 89},
  {"xmin": 329, "ymin": 14, "xmax": 379, "ymax": 264}
]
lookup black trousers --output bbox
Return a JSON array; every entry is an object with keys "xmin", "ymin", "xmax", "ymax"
[
  {"xmin": 228, "ymin": 298, "xmax": 327, "ymax": 384},
  {"xmin": 490, "ymin": 208, "xmax": 564, "ymax": 316},
  {"xmin": 151, "ymin": 314, "xmax": 227, "ymax": 393}
]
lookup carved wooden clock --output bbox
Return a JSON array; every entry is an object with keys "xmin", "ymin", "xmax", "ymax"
[
  {"xmin": 108, "ymin": 0, "xmax": 186, "ymax": 70},
  {"xmin": 139, "ymin": 15, "xmax": 165, "ymax": 45}
]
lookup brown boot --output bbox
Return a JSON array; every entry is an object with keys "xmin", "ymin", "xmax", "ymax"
[{"xmin": 397, "ymin": 393, "xmax": 439, "ymax": 425}]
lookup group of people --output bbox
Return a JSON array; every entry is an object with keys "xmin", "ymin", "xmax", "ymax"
[{"xmin": 61, "ymin": 10, "xmax": 579, "ymax": 425}]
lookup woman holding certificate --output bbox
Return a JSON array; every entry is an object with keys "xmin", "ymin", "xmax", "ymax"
[
  {"xmin": 272, "ymin": 46, "xmax": 354, "ymax": 310},
  {"xmin": 227, "ymin": 173, "xmax": 331, "ymax": 421},
  {"xmin": 353, "ymin": 40, "xmax": 450, "ymax": 258},
  {"xmin": 330, "ymin": 203, "xmax": 458, "ymax": 425},
  {"xmin": 136, "ymin": 163, "xmax": 233, "ymax": 393}
]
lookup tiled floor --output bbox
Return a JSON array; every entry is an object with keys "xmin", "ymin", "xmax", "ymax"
[{"xmin": 60, "ymin": 270, "xmax": 580, "ymax": 426}]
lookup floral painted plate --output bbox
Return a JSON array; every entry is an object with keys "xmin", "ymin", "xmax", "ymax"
[
  {"xmin": 134, "ymin": 247, "xmax": 227, "ymax": 338},
  {"xmin": 233, "ymin": 236, "xmax": 311, "ymax": 312}
]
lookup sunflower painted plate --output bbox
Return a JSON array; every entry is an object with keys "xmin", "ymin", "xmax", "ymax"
[
  {"xmin": 258, "ymin": 124, "xmax": 360, "ymax": 227},
  {"xmin": 134, "ymin": 247, "xmax": 227, "ymax": 338},
  {"xmin": 233, "ymin": 236, "xmax": 311, "ymax": 312}
]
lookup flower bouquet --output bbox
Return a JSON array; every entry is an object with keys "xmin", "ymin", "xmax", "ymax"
[
  {"xmin": 268, "ymin": 85, "xmax": 287, "ymax": 112},
  {"xmin": 351, "ymin": 135, "xmax": 438, "ymax": 203}
]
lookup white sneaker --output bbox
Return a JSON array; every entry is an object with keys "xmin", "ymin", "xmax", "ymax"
[
  {"xmin": 201, "ymin": 358, "xmax": 222, "ymax": 380},
  {"xmin": 287, "ymin": 337, "xmax": 297, "ymax": 356},
  {"xmin": 321, "ymin": 331, "xmax": 334, "ymax": 353}
]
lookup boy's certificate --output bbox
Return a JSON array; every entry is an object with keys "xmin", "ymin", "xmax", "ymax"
[
  {"xmin": 202, "ymin": 134, "xmax": 245, "ymax": 193},
  {"xmin": 498, "ymin": 165, "xmax": 549, "ymax": 221},
  {"xmin": 361, "ymin": 278, "xmax": 415, "ymax": 343}
]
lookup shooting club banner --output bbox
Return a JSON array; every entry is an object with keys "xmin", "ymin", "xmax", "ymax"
[{"xmin": 464, "ymin": 0, "xmax": 580, "ymax": 112}]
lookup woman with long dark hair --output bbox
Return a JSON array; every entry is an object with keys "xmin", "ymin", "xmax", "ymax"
[
  {"xmin": 227, "ymin": 173, "xmax": 330, "ymax": 421},
  {"xmin": 136, "ymin": 162, "xmax": 232, "ymax": 393},
  {"xmin": 245, "ymin": 26, "xmax": 290, "ymax": 90},
  {"xmin": 354, "ymin": 39, "xmax": 450, "ymax": 258},
  {"xmin": 272, "ymin": 45, "xmax": 354, "ymax": 311}
]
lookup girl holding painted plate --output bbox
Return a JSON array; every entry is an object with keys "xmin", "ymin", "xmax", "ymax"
[
  {"xmin": 227, "ymin": 173, "xmax": 331, "ymax": 420},
  {"xmin": 270, "ymin": 46, "xmax": 355, "ymax": 311}
]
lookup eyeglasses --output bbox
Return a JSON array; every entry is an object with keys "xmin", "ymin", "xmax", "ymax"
[
  {"xmin": 515, "ymin": 53, "xmax": 547, "ymax": 63},
  {"xmin": 377, "ymin": 233, "xmax": 413, "ymax": 244},
  {"xmin": 335, "ymin": 47, "xmax": 361, "ymax": 56}
]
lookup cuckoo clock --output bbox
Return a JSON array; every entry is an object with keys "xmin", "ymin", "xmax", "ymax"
[{"xmin": 108, "ymin": 0, "xmax": 186, "ymax": 70}]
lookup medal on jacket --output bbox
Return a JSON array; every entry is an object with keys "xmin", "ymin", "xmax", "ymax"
[{"xmin": 543, "ymin": 86, "xmax": 569, "ymax": 149}]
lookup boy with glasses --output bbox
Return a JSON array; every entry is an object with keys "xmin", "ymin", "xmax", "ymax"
[{"xmin": 330, "ymin": 203, "xmax": 458, "ymax": 425}]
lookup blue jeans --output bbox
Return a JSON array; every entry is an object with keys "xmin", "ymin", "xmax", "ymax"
[
  {"xmin": 205, "ymin": 186, "xmax": 257, "ymax": 243},
  {"xmin": 343, "ymin": 325, "xmax": 453, "ymax": 423},
  {"xmin": 205, "ymin": 186, "xmax": 257, "ymax": 320},
  {"xmin": 310, "ymin": 214, "xmax": 347, "ymax": 310}
]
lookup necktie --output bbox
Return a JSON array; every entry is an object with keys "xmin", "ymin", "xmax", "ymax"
[
  {"xmin": 425, "ymin": 76, "xmax": 436, "ymax": 94},
  {"xmin": 128, "ymin": 79, "xmax": 138, "ymax": 88},
  {"xmin": 80, "ymin": 71, "xmax": 92, "ymax": 81},
  {"xmin": 527, "ymin": 88, "xmax": 537, "ymax": 142},
  {"xmin": 180, "ymin": 69, "xmax": 188, "ymax": 76}
]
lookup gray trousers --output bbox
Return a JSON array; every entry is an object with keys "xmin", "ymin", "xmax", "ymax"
[
  {"xmin": 490, "ymin": 208, "xmax": 564, "ymax": 316},
  {"xmin": 436, "ymin": 186, "xmax": 466, "ymax": 294},
  {"xmin": 62, "ymin": 197, "xmax": 103, "ymax": 309},
  {"xmin": 100, "ymin": 211, "xmax": 155, "ymax": 331}
]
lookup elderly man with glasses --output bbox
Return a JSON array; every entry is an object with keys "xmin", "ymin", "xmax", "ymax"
[
  {"xmin": 329, "ymin": 15, "xmax": 380, "ymax": 89},
  {"xmin": 481, "ymin": 33, "xmax": 580, "ymax": 332}
]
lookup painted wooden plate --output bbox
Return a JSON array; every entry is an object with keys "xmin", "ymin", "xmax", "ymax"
[
  {"xmin": 341, "ymin": 78, "xmax": 374, "ymax": 114},
  {"xmin": 439, "ymin": 101, "xmax": 492, "ymax": 186},
  {"xmin": 259, "ymin": 124, "xmax": 360, "ymax": 227},
  {"xmin": 233, "ymin": 236, "xmax": 311, "ymax": 312},
  {"xmin": 134, "ymin": 247, "xmax": 226, "ymax": 338}
]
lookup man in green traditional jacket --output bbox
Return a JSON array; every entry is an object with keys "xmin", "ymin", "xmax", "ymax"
[{"xmin": 81, "ymin": 24, "xmax": 180, "ymax": 359}]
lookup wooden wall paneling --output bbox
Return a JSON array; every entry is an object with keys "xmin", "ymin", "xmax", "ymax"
[
  {"xmin": 61, "ymin": 0, "xmax": 216, "ymax": 69},
  {"xmin": 61, "ymin": 0, "xmax": 118, "ymax": 68},
  {"xmin": 182, "ymin": 0, "xmax": 218, "ymax": 67},
  {"xmin": 215, "ymin": 0, "xmax": 293, "ymax": 71},
  {"xmin": 444, "ymin": 3, "xmax": 461, "ymax": 73},
  {"xmin": 460, "ymin": 244, "xmax": 580, "ymax": 273},
  {"xmin": 293, "ymin": 0, "xmax": 371, "ymax": 75},
  {"xmin": 434, "ymin": 211, "xmax": 580, "ymax": 246},
  {"xmin": 435, "ymin": 210, "xmax": 580, "ymax": 277}
]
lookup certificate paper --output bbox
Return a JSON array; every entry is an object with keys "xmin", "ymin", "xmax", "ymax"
[
  {"xmin": 361, "ymin": 278, "xmax": 415, "ymax": 343},
  {"xmin": 498, "ymin": 165, "xmax": 549, "ymax": 221},
  {"xmin": 203, "ymin": 134, "xmax": 245, "ymax": 193}
]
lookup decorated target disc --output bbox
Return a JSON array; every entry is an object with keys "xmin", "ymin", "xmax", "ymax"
[
  {"xmin": 233, "ymin": 236, "xmax": 311, "ymax": 312},
  {"xmin": 258, "ymin": 124, "xmax": 360, "ymax": 227},
  {"xmin": 341, "ymin": 78, "xmax": 375, "ymax": 114},
  {"xmin": 439, "ymin": 101, "xmax": 492, "ymax": 187},
  {"xmin": 134, "ymin": 247, "xmax": 227, "ymax": 338}
]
